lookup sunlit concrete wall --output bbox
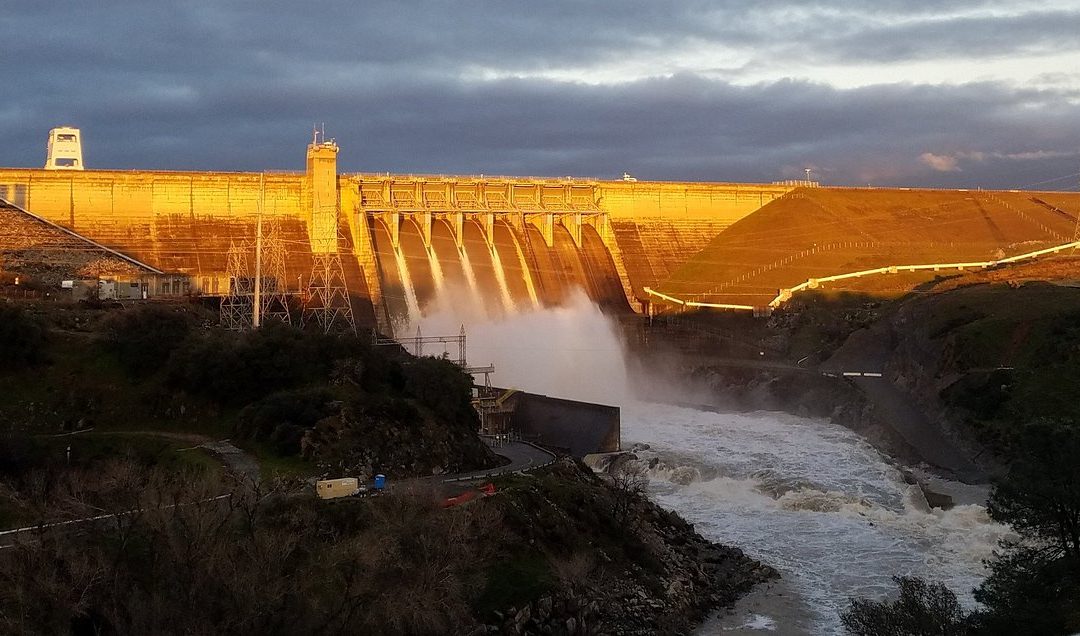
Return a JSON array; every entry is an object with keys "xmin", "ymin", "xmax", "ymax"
[
  {"xmin": 598, "ymin": 181, "xmax": 793, "ymax": 296},
  {"xmin": 0, "ymin": 168, "xmax": 314, "ymax": 300},
  {"xmin": 0, "ymin": 167, "xmax": 789, "ymax": 319},
  {"xmin": 598, "ymin": 181, "xmax": 791, "ymax": 221}
]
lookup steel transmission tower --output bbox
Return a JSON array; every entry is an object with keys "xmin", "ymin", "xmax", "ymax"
[
  {"xmin": 219, "ymin": 230, "xmax": 293, "ymax": 331},
  {"xmin": 302, "ymin": 246, "xmax": 355, "ymax": 333},
  {"xmin": 259, "ymin": 227, "xmax": 292, "ymax": 326},
  {"xmin": 220, "ymin": 241, "xmax": 254, "ymax": 331}
]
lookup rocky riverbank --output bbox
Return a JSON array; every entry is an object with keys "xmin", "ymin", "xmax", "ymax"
[{"xmin": 481, "ymin": 458, "xmax": 777, "ymax": 635}]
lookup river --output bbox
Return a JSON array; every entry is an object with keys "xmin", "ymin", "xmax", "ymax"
[{"xmin": 414, "ymin": 292, "xmax": 1011, "ymax": 634}]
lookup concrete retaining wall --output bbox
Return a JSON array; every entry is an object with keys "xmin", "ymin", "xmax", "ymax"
[{"xmin": 509, "ymin": 392, "xmax": 620, "ymax": 458}]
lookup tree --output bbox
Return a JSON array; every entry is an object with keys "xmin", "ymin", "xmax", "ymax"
[
  {"xmin": 99, "ymin": 304, "xmax": 195, "ymax": 375},
  {"xmin": 608, "ymin": 464, "xmax": 648, "ymax": 527},
  {"xmin": 841, "ymin": 576, "xmax": 971, "ymax": 636},
  {"xmin": 971, "ymin": 420, "xmax": 1080, "ymax": 634},
  {"xmin": 986, "ymin": 421, "xmax": 1080, "ymax": 562}
]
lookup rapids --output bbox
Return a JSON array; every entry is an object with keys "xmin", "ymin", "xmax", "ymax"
[{"xmin": 409, "ymin": 291, "xmax": 1012, "ymax": 634}]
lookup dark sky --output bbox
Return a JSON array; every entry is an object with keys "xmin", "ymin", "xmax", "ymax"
[{"xmin": 3, "ymin": 1, "xmax": 1080, "ymax": 189}]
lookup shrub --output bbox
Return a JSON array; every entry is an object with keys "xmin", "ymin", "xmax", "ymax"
[
  {"xmin": 401, "ymin": 356, "xmax": 477, "ymax": 425},
  {"xmin": 841, "ymin": 576, "xmax": 971, "ymax": 636},
  {"xmin": 167, "ymin": 324, "xmax": 368, "ymax": 404},
  {"xmin": 99, "ymin": 304, "xmax": 194, "ymax": 375},
  {"xmin": 235, "ymin": 388, "xmax": 340, "ymax": 456},
  {"xmin": 0, "ymin": 304, "xmax": 46, "ymax": 368}
]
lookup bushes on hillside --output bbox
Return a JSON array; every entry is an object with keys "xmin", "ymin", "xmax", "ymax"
[
  {"xmin": 166, "ymin": 323, "xmax": 366, "ymax": 404},
  {"xmin": 235, "ymin": 388, "xmax": 339, "ymax": 456},
  {"xmin": 99, "ymin": 304, "xmax": 196, "ymax": 375},
  {"xmin": 0, "ymin": 465, "xmax": 500, "ymax": 635},
  {"xmin": 401, "ymin": 356, "xmax": 478, "ymax": 425},
  {"xmin": 0, "ymin": 305, "xmax": 46, "ymax": 369}
]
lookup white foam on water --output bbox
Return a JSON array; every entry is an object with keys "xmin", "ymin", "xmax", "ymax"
[
  {"xmin": 620, "ymin": 403, "xmax": 1014, "ymax": 635},
  {"xmin": 407, "ymin": 295, "xmax": 1012, "ymax": 635},
  {"xmin": 739, "ymin": 614, "xmax": 777, "ymax": 631}
]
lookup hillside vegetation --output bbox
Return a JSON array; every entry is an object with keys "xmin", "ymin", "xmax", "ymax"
[
  {"xmin": 0, "ymin": 301, "xmax": 498, "ymax": 479},
  {"xmin": 0, "ymin": 299, "xmax": 774, "ymax": 635}
]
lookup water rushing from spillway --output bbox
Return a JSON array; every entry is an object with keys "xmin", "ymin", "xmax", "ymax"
[
  {"xmin": 371, "ymin": 216, "xmax": 629, "ymax": 323},
  {"xmin": 411, "ymin": 291, "xmax": 1011, "ymax": 635}
]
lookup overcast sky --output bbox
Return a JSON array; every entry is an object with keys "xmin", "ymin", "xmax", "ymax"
[{"xmin": 3, "ymin": 1, "xmax": 1080, "ymax": 188}]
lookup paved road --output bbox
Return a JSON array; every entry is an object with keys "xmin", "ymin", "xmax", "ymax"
[
  {"xmin": 196, "ymin": 440, "xmax": 261, "ymax": 481},
  {"xmin": 438, "ymin": 441, "xmax": 555, "ymax": 483},
  {"xmin": 2, "ymin": 434, "xmax": 553, "ymax": 547}
]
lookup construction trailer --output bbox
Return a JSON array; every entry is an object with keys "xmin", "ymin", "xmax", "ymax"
[{"xmin": 316, "ymin": 477, "xmax": 364, "ymax": 500}]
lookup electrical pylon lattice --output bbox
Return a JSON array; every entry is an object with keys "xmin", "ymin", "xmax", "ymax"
[
  {"xmin": 259, "ymin": 228, "xmax": 292, "ymax": 326},
  {"xmin": 220, "ymin": 241, "xmax": 253, "ymax": 331},
  {"xmin": 302, "ymin": 247, "xmax": 356, "ymax": 334},
  {"xmin": 220, "ymin": 232, "xmax": 294, "ymax": 330}
]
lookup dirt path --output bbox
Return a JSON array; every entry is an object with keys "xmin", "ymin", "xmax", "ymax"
[{"xmin": 78, "ymin": 430, "xmax": 261, "ymax": 481}]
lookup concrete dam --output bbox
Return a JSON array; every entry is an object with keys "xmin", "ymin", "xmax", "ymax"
[
  {"xmin": 0, "ymin": 140, "xmax": 790, "ymax": 331},
  {"xmin": 4, "ymin": 138, "xmax": 1079, "ymax": 331}
]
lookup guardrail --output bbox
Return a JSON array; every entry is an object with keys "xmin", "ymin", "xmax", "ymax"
[{"xmin": 644, "ymin": 239, "xmax": 1080, "ymax": 312}]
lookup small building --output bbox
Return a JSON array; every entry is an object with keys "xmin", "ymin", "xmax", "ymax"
[
  {"xmin": 45, "ymin": 127, "xmax": 85, "ymax": 170},
  {"xmin": 95, "ymin": 274, "xmax": 193, "ymax": 300}
]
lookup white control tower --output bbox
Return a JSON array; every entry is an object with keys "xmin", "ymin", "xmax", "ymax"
[{"xmin": 45, "ymin": 126, "xmax": 85, "ymax": 170}]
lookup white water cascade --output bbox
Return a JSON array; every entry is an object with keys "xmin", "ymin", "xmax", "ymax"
[
  {"xmin": 426, "ymin": 244, "xmax": 447, "ymax": 299},
  {"xmin": 487, "ymin": 243, "xmax": 517, "ymax": 314},
  {"xmin": 511, "ymin": 236, "xmax": 541, "ymax": 309},
  {"xmin": 415, "ymin": 291, "xmax": 1011, "ymax": 634},
  {"xmin": 456, "ymin": 245, "xmax": 485, "ymax": 314},
  {"xmin": 391, "ymin": 243, "xmax": 422, "ymax": 320}
]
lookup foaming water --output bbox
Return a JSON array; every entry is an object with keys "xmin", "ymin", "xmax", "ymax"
[
  {"xmin": 407, "ymin": 292, "xmax": 1010, "ymax": 634},
  {"xmin": 620, "ymin": 404, "xmax": 1012, "ymax": 634},
  {"xmin": 426, "ymin": 244, "xmax": 447, "ymax": 299}
]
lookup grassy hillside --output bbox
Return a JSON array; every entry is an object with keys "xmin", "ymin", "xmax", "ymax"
[
  {"xmin": 660, "ymin": 188, "xmax": 1080, "ymax": 305},
  {"xmin": 892, "ymin": 281, "xmax": 1080, "ymax": 446}
]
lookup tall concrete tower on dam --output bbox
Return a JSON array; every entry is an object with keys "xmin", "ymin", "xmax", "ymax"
[
  {"xmin": 44, "ymin": 127, "xmax": 85, "ymax": 171},
  {"xmin": 302, "ymin": 134, "xmax": 356, "ymax": 333}
]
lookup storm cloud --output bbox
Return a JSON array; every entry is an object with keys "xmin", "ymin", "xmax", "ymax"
[{"xmin": 2, "ymin": 1, "xmax": 1079, "ymax": 188}]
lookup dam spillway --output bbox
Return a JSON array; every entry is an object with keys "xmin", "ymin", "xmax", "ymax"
[{"xmin": 0, "ymin": 145, "xmax": 788, "ymax": 332}]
